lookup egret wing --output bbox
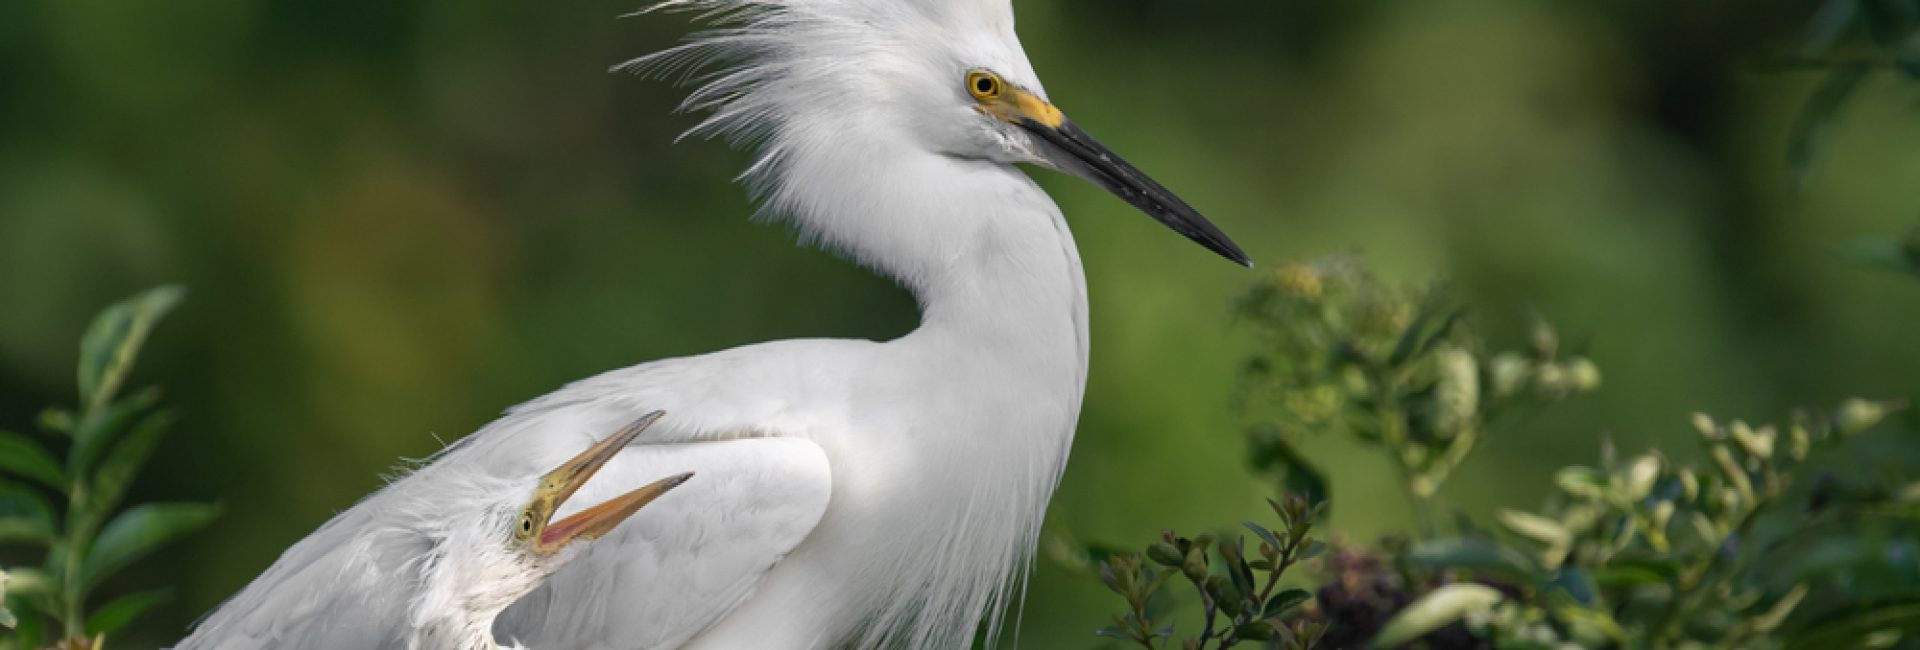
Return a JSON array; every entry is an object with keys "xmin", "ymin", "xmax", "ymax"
[{"xmin": 173, "ymin": 498, "xmax": 438, "ymax": 648}]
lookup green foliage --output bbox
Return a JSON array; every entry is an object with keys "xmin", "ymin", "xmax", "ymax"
[
  {"xmin": 1776, "ymin": 0, "xmax": 1920, "ymax": 187},
  {"xmin": 1233, "ymin": 257, "xmax": 1598, "ymax": 531},
  {"xmin": 1093, "ymin": 495, "xmax": 1330, "ymax": 650},
  {"xmin": 1090, "ymin": 259, "xmax": 1919, "ymax": 648},
  {"xmin": 0, "ymin": 286, "xmax": 217, "ymax": 650},
  {"xmin": 1403, "ymin": 400, "xmax": 1916, "ymax": 648}
]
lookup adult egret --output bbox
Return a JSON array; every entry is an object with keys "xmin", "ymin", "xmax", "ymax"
[
  {"xmin": 176, "ymin": 413, "xmax": 697, "ymax": 649},
  {"xmin": 197, "ymin": 0, "xmax": 1248, "ymax": 647}
]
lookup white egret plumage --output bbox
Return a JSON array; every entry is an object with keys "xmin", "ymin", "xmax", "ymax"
[
  {"xmin": 176, "ymin": 413, "xmax": 694, "ymax": 649},
  {"xmin": 187, "ymin": 0, "xmax": 1248, "ymax": 647}
]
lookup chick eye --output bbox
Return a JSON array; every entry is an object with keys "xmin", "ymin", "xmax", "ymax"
[{"xmin": 967, "ymin": 72, "xmax": 1001, "ymax": 99}]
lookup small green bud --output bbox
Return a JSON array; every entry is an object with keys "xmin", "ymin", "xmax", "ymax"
[
  {"xmin": 1624, "ymin": 453, "xmax": 1662, "ymax": 501},
  {"xmin": 1409, "ymin": 474, "xmax": 1438, "ymax": 498},
  {"xmin": 1532, "ymin": 363, "xmax": 1569, "ymax": 398},
  {"xmin": 1529, "ymin": 314, "xmax": 1559, "ymax": 360},
  {"xmin": 1690, "ymin": 412, "xmax": 1720, "ymax": 440},
  {"xmin": 1373, "ymin": 584, "xmax": 1505, "ymax": 648},
  {"xmin": 1147, "ymin": 542, "xmax": 1184, "ymax": 567},
  {"xmin": 1218, "ymin": 538, "xmax": 1244, "ymax": 565},
  {"xmin": 1564, "ymin": 357, "xmax": 1601, "ymax": 392},
  {"xmin": 1728, "ymin": 420, "xmax": 1774, "ymax": 460},
  {"xmin": 1835, "ymin": 398, "xmax": 1905, "ymax": 436},
  {"xmin": 1679, "ymin": 468, "xmax": 1700, "ymax": 502},
  {"xmin": 1716, "ymin": 486, "xmax": 1743, "ymax": 513},
  {"xmin": 1489, "ymin": 352, "xmax": 1530, "ymax": 399},
  {"xmin": 1711, "ymin": 444, "xmax": 1755, "ymax": 504},
  {"xmin": 1559, "ymin": 503, "xmax": 1602, "ymax": 535},
  {"xmin": 1651, "ymin": 500, "xmax": 1676, "ymax": 531},
  {"xmin": 1788, "ymin": 418, "xmax": 1811, "ymax": 460},
  {"xmin": 1182, "ymin": 549, "xmax": 1208, "ymax": 582},
  {"xmin": 1499, "ymin": 509, "xmax": 1571, "ymax": 546},
  {"xmin": 1554, "ymin": 466, "xmax": 1608, "ymax": 500},
  {"xmin": 1690, "ymin": 512, "xmax": 1719, "ymax": 544},
  {"xmin": 1430, "ymin": 348, "xmax": 1479, "ymax": 440},
  {"xmin": 1207, "ymin": 575, "xmax": 1243, "ymax": 616}
]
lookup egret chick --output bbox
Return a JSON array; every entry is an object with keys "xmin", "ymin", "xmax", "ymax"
[{"xmin": 177, "ymin": 413, "xmax": 691, "ymax": 650}]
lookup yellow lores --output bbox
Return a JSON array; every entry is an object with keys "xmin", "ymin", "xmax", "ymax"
[{"xmin": 967, "ymin": 69, "xmax": 1064, "ymax": 129}]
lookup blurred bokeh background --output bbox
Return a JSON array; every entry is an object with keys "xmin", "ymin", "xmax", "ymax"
[{"xmin": 2, "ymin": 0, "xmax": 1917, "ymax": 646}]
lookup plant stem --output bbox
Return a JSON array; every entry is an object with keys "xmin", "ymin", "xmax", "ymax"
[
  {"xmin": 1196, "ymin": 585, "xmax": 1219, "ymax": 647},
  {"xmin": 1655, "ymin": 502, "xmax": 1767, "ymax": 645}
]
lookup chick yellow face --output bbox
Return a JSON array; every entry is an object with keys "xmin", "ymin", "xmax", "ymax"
[{"xmin": 511, "ymin": 411, "xmax": 692, "ymax": 556}]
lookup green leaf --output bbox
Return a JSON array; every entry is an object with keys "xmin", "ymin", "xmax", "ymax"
[
  {"xmin": 1498, "ymin": 510, "xmax": 1571, "ymax": 546},
  {"xmin": 82, "ymin": 410, "xmax": 175, "ymax": 529},
  {"xmin": 1799, "ymin": 0, "xmax": 1860, "ymax": 56},
  {"xmin": 1593, "ymin": 557, "xmax": 1681, "ymax": 589},
  {"xmin": 1264, "ymin": 588, "xmax": 1313, "ymax": 618},
  {"xmin": 6, "ymin": 594, "xmax": 43, "ymax": 648},
  {"xmin": 1372, "ymin": 583, "xmax": 1504, "ymax": 648},
  {"xmin": 2, "ymin": 568, "xmax": 56, "ymax": 618},
  {"xmin": 1787, "ymin": 596, "xmax": 1920, "ymax": 647},
  {"xmin": 69, "ymin": 387, "xmax": 160, "ymax": 483},
  {"xmin": 0, "ymin": 487, "xmax": 57, "ymax": 545},
  {"xmin": 80, "ymin": 502, "xmax": 219, "ymax": 590},
  {"xmin": 1554, "ymin": 466, "xmax": 1608, "ymax": 500},
  {"xmin": 1407, "ymin": 537, "xmax": 1541, "ymax": 578},
  {"xmin": 1234, "ymin": 620, "xmax": 1276, "ymax": 641},
  {"xmin": 1547, "ymin": 567, "xmax": 1599, "ymax": 606},
  {"xmin": 36, "ymin": 409, "xmax": 75, "ymax": 437},
  {"xmin": 1788, "ymin": 64, "xmax": 1870, "ymax": 189},
  {"xmin": 0, "ymin": 431, "xmax": 65, "ymax": 490},
  {"xmin": 1243, "ymin": 521, "xmax": 1283, "ymax": 550},
  {"xmin": 78, "ymin": 285, "xmax": 185, "ymax": 415},
  {"xmin": 85, "ymin": 589, "xmax": 170, "ymax": 636}
]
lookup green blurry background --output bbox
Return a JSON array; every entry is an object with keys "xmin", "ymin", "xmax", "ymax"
[{"xmin": 2, "ymin": 0, "xmax": 1917, "ymax": 646}]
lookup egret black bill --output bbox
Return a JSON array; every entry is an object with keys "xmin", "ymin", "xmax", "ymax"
[
  {"xmin": 523, "ymin": 410, "xmax": 692, "ymax": 554},
  {"xmin": 1018, "ymin": 116, "xmax": 1251, "ymax": 266},
  {"xmin": 965, "ymin": 68, "xmax": 1250, "ymax": 267}
]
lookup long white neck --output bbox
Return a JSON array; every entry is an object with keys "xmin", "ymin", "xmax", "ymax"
[
  {"xmin": 683, "ymin": 128, "xmax": 1091, "ymax": 649},
  {"xmin": 790, "ymin": 135, "xmax": 1091, "ymax": 647},
  {"xmin": 410, "ymin": 524, "xmax": 547, "ymax": 650}
]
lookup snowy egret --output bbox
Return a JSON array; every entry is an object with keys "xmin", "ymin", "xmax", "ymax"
[
  {"xmin": 191, "ymin": 0, "xmax": 1248, "ymax": 647},
  {"xmin": 176, "ymin": 413, "xmax": 694, "ymax": 649}
]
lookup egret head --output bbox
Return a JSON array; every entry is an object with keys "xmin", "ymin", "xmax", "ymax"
[
  {"xmin": 511, "ymin": 413, "xmax": 691, "ymax": 565},
  {"xmin": 630, "ymin": 0, "xmax": 1250, "ymax": 268},
  {"xmin": 412, "ymin": 413, "xmax": 689, "ymax": 648},
  {"xmin": 949, "ymin": 67, "xmax": 1251, "ymax": 265}
]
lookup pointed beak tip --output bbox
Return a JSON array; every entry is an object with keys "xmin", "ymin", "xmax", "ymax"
[{"xmin": 1019, "ymin": 116, "xmax": 1256, "ymax": 269}]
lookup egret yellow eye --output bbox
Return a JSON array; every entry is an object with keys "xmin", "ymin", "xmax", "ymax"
[
  {"xmin": 966, "ymin": 71, "xmax": 1001, "ymax": 100},
  {"xmin": 516, "ymin": 513, "xmax": 535, "ymax": 539}
]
